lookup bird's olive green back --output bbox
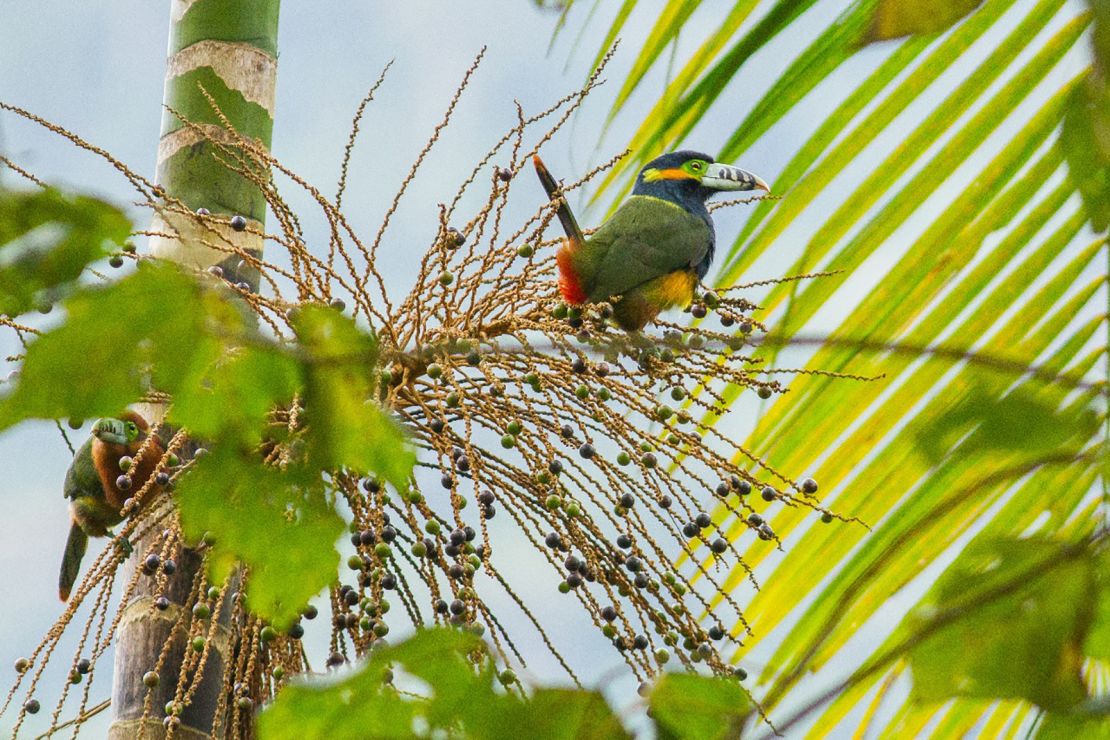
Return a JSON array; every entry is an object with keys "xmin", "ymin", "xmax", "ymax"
[
  {"xmin": 63, "ymin": 437, "xmax": 103, "ymax": 502},
  {"xmin": 575, "ymin": 195, "xmax": 712, "ymax": 303}
]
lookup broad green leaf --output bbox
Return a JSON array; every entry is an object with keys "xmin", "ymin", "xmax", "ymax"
[
  {"xmin": 293, "ymin": 306, "xmax": 415, "ymax": 490},
  {"xmin": 0, "ymin": 187, "xmax": 130, "ymax": 316},
  {"xmin": 1061, "ymin": 72, "xmax": 1110, "ymax": 231},
  {"xmin": 649, "ymin": 673, "xmax": 748, "ymax": 740},
  {"xmin": 258, "ymin": 628, "xmax": 481, "ymax": 739},
  {"xmin": 1082, "ymin": 550, "xmax": 1110, "ymax": 661},
  {"xmin": 868, "ymin": 0, "xmax": 983, "ymax": 42},
  {"xmin": 167, "ymin": 344, "xmax": 300, "ymax": 448},
  {"xmin": 0, "ymin": 261, "xmax": 210, "ymax": 426},
  {"xmin": 259, "ymin": 628, "xmax": 628, "ymax": 739},
  {"xmin": 510, "ymin": 689, "xmax": 629, "ymax": 740},
  {"xmin": 1036, "ymin": 711, "xmax": 1110, "ymax": 739},
  {"xmin": 906, "ymin": 539, "xmax": 1093, "ymax": 711},
  {"xmin": 175, "ymin": 446, "xmax": 343, "ymax": 629}
]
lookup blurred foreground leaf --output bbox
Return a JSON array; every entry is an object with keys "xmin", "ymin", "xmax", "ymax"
[
  {"xmin": 650, "ymin": 672, "xmax": 749, "ymax": 740},
  {"xmin": 258, "ymin": 628, "xmax": 628, "ymax": 739},
  {"xmin": 906, "ymin": 539, "xmax": 1094, "ymax": 711},
  {"xmin": 0, "ymin": 187, "xmax": 129, "ymax": 316}
]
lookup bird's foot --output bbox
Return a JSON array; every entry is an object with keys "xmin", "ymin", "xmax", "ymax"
[{"xmin": 112, "ymin": 535, "xmax": 133, "ymax": 557}]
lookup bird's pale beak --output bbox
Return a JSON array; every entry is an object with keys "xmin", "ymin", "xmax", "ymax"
[
  {"xmin": 92, "ymin": 418, "xmax": 128, "ymax": 446},
  {"xmin": 702, "ymin": 162, "xmax": 770, "ymax": 193}
]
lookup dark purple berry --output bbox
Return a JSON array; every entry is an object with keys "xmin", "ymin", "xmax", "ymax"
[
  {"xmin": 116, "ymin": 474, "xmax": 133, "ymax": 492},
  {"xmin": 154, "ymin": 596, "xmax": 170, "ymax": 611},
  {"xmin": 579, "ymin": 443, "xmax": 595, "ymax": 459},
  {"xmin": 545, "ymin": 532, "xmax": 561, "ymax": 549},
  {"xmin": 380, "ymin": 574, "xmax": 397, "ymax": 590},
  {"xmin": 142, "ymin": 554, "xmax": 160, "ymax": 574},
  {"xmin": 230, "ymin": 215, "xmax": 247, "ymax": 232},
  {"xmin": 616, "ymin": 534, "xmax": 632, "ymax": 549},
  {"xmin": 711, "ymin": 539, "xmax": 728, "ymax": 554},
  {"xmin": 601, "ymin": 606, "xmax": 617, "ymax": 622},
  {"xmin": 761, "ymin": 486, "xmax": 776, "ymax": 501},
  {"xmin": 696, "ymin": 513, "xmax": 712, "ymax": 529},
  {"xmin": 619, "ymin": 493, "xmax": 635, "ymax": 509},
  {"xmin": 802, "ymin": 477, "xmax": 819, "ymax": 494}
]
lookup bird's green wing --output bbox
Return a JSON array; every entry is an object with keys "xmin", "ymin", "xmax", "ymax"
[
  {"xmin": 64, "ymin": 438, "xmax": 103, "ymax": 501},
  {"xmin": 578, "ymin": 195, "xmax": 711, "ymax": 303}
]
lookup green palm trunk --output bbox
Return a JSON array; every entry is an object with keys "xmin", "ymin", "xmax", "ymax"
[
  {"xmin": 109, "ymin": 2, "xmax": 279, "ymax": 738},
  {"xmin": 147, "ymin": 0, "xmax": 279, "ymax": 292}
]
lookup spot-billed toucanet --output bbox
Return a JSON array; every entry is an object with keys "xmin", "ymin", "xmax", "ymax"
[{"xmin": 59, "ymin": 411, "xmax": 164, "ymax": 601}]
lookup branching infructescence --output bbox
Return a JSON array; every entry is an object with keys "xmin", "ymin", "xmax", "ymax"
[{"xmin": 0, "ymin": 49, "xmax": 861, "ymax": 737}]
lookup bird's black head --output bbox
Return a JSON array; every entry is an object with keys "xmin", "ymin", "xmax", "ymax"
[{"xmin": 632, "ymin": 150, "xmax": 769, "ymax": 216}]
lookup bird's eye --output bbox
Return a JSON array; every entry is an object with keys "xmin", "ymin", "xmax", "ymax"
[
  {"xmin": 691, "ymin": 162, "xmax": 702, "ymax": 171},
  {"xmin": 126, "ymin": 422, "xmax": 136, "ymax": 433}
]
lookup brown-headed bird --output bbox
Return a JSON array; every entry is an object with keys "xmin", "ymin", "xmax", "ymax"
[
  {"xmin": 59, "ymin": 411, "xmax": 163, "ymax": 600},
  {"xmin": 534, "ymin": 151, "xmax": 769, "ymax": 331}
]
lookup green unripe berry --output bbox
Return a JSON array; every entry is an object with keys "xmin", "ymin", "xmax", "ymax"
[
  {"xmin": 192, "ymin": 603, "xmax": 211, "ymax": 620},
  {"xmin": 191, "ymin": 636, "xmax": 206, "ymax": 652},
  {"xmin": 558, "ymin": 581, "xmax": 571, "ymax": 593},
  {"xmin": 516, "ymin": 244, "xmax": 534, "ymax": 258},
  {"xmin": 551, "ymin": 303, "xmax": 569, "ymax": 319},
  {"xmin": 507, "ymin": 420, "xmax": 523, "ymax": 435},
  {"xmin": 143, "ymin": 671, "xmax": 160, "ymax": 688},
  {"xmin": 545, "ymin": 495, "xmax": 562, "ymax": 510},
  {"xmin": 500, "ymin": 434, "xmax": 516, "ymax": 449},
  {"xmin": 374, "ymin": 543, "xmax": 392, "ymax": 559},
  {"xmin": 426, "ymin": 363, "xmax": 443, "ymax": 379},
  {"xmin": 438, "ymin": 271, "xmax": 454, "ymax": 286},
  {"xmin": 260, "ymin": 626, "xmax": 277, "ymax": 643},
  {"xmin": 616, "ymin": 452, "xmax": 631, "ymax": 466},
  {"xmin": 348, "ymin": 555, "xmax": 364, "ymax": 571}
]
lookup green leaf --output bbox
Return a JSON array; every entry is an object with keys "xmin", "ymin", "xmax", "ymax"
[
  {"xmin": 649, "ymin": 673, "xmax": 748, "ymax": 740},
  {"xmin": 0, "ymin": 261, "xmax": 208, "ymax": 426},
  {"xmin": 915, "ymin": 385, "xmax": 1100, "ymax": 463},
  {"xmin": 175, "ymin": 446, "xmax": 343, "ymax": 629},
  {"xmin": 259, "ymin": 628, "xmax": 628, "ymax": 739},
  {"xmin": 1036, "ymin": 710, "xmax": 1110, "ymax": 739},
  {"xmin": 0, "ymin": 188, "xmax": 130, "ymax": 316},
  {"xmin": 906, "ymin": 539, "xmax": 1094, "ymax": 712},
  {"xmin": 506, "ymin": 689, "xmax": 629, "ymax": 740},
  {"xmin": 168, "ymin": 343, "xmax": 300, "ymax": 448},
  {"xmin": 868, "ymin": 0, "xmax": 983, "ymax": 42},
  {"xmin": 294, "ymin": 306, "xmax": 414, "ymax": 490},
  {"xmin": 1061, "ymin": 71, "xmax": 1110, "ymax": 231}
]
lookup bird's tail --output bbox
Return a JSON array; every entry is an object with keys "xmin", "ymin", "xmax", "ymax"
[
  {"xmin": 533, "ymin": 156, "xmax": 585, "ymax": 249},
  {"xmin": 58, "ymin": 522, "xmax": 88, "ymax": 601},
  {"xmin": 534, "ymin": 156, "xmax": 589, "ymax": 305}
]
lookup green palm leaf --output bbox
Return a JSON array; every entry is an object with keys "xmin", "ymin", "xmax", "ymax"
[{"xmin": 564, "ymin": 0, "xmax": 1108, "ymax": 733}]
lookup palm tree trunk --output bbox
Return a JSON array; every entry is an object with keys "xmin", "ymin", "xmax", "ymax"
[{"xmin": 110, "ymin": 1, "xmax": 279, "ymax": 737}]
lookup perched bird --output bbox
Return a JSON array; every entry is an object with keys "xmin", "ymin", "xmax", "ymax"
[
  {"xmin": 534, "ymin": 151, "xmax": 769, "ymax": 331},
  {"xmin": 59, "ymin": 411, "xmax": 163, "ymax": 600}
]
